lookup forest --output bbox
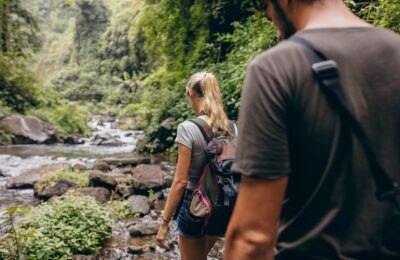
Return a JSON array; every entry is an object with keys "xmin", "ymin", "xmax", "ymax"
[
  {"xmin": 0, "ymin": 0, "xmax": 399, "ymax": 259},
  {"xmin": 0, "ymin": 0, "xmax": 397, "ymax": 152}
]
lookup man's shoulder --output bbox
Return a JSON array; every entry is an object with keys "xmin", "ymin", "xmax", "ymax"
[{"xmin": 250, "ymin": 40, "xmax": 304, "ymax": 72}]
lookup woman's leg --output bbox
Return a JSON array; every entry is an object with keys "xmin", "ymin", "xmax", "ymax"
[
  {"xmin": 204, "ymin": 235, "xmax": 218, "ymax": 257},
  {"xmin": 179, "ymin": 234, "xmax": 206, "ymax": 260}
]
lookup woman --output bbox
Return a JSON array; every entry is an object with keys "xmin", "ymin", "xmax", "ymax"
[{"xmin": 156, "ymin": 72, "xmax": 236, "ymax": 260}]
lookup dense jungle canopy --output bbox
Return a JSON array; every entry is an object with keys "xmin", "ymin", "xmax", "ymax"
[{"xmin": 0, "ymin": 0, "xmax": 399, "ymax": 152}]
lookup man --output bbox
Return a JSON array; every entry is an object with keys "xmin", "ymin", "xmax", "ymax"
[{"xmin": 225, "ymin": 0, "xmax": 400, "ymax": 259}]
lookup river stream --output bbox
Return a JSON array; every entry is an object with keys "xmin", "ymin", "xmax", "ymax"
[{"xmin": 0, "ymin": 117, "xmax": 223, "ymax": 259}]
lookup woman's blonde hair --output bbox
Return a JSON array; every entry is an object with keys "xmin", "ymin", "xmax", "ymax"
[{"xmin": 186, "ymin": 72, "xmax": 231, "ymax": 136}]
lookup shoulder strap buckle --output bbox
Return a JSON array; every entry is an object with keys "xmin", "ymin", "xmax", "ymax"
[{"xmin": 312, "ymin": 60, "xmax": 339, "ymax": 80}]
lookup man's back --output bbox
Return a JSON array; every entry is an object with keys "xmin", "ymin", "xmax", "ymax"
[{"xmin": 233, "ymin": 27, "xmax": 400, "ymax": 259}]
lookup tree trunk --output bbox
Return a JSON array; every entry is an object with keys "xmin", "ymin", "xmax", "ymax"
[{"xmin": 0, "ymin": 0, "xmax": 10, "ymax": 53}]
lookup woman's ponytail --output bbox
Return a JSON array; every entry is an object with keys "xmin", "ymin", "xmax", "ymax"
[{"xmin": 186, "ymin": 72, "xmax": 231, "ymax": 136}]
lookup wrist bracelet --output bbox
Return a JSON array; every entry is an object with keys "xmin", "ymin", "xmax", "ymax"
[{"xmin": 161, "ymin": 216, "xmax": 171, "ymax": 223}]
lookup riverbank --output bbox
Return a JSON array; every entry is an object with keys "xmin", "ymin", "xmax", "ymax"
[{"xmin": 0, "ymin": 117, "xmax": 222, "ymax": 259}]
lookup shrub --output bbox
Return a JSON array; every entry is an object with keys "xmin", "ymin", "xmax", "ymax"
[
  {"xmin": 19, "ymin": 195, "xmax": 112, "ymax": 258},
  {"xmin": 105, "ymin": 200, "xmax": 140, "ymax": 220},
  {"xmin": 34, "ymin": 168, "xmax": 90, "ymax": 192},
  {"xmin": 30, "ymin": 100, "xmax": 92, "ymax": 136}
]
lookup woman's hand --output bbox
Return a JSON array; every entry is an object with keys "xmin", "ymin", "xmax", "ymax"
[{"xmin": 156, "ymin": 221, "xmax": 171, "ymax": 250}]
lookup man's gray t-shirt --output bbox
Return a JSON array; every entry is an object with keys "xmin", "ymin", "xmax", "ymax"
[{"xmin": 233, "ymin": 27, "xmax": 400, "ymax": 259}]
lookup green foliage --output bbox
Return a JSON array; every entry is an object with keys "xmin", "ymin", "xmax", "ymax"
[
  {"xmin": 12, "ymin": 196, "xmax": 112, "ymax": 259},
  {"xmin": 29, "ymin": 95, "xmax": 92, "ymax": 136},
  {"xmin": 35, "ymin": 168, "xmax": 90, "ymax": 191},
  {"xmin": 210, "ymin": 13, "xmax": 277, "ymax": 119},
  {"xmin": 105, "ymin": 200, "xmax": 140, "ymax": 220},
  {"xmin": 0, "ymin": 55, "xmax": 40, "ymax": 113},
  {"xmin": 130, "ymin": 9, "xmax": 277, "ymax": 153},
  {"xmin": 0, "ymin": 206, "xmax": 31, "ymax": 260},
  {"xmin": 346, "ymin": 0, "xmax": 400, "ymax": 33}
]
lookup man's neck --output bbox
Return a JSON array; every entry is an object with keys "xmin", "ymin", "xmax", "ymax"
[{"xmin": 292, "ymin": 1, "xmax": 372, "ymax": 31}]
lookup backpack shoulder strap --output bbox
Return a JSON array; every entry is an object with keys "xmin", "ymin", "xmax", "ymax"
[
  {"xmin": 289, "ymin": 35, "xmax": 400, "ymax": 212},
  {"xmin": 229, "ymin": 121, "xmax": 237, "ymax": 136},
  {"xmin": 189, "ymin": 118, "xmax": 214, "ymax": 143}
]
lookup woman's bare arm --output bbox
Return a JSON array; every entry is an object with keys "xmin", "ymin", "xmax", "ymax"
[{"xmin": 156, "ymin": 144, "xmax": 192, "ymax": 248}]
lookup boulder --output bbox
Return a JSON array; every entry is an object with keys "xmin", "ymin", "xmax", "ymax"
[
  {"xmin": 6, "ymin": 163, "xmax": 68, "ymax": 189},
  {"xmin": 127, "ymin": 195, "xmax": 150, "ymax": 216},
  {"xmin": 93, "ymin": 161, "xmax": 109, "ymax": 171},
  {"xmin": 148, "ymin": 191, "xmax": 164, "ymax": 208},
  {"xmin": 64, "ymin": 135, "xmax": 85, "ymax": 145},
  {"xmin": 68, "ymin": 187, "xmax": 111, "ymax": 203},
  {"xmin": 90, "ymin": 133, "xmax": 124, "ymax": 146},
  {"xmin": 114, "ymin": 175, "xmax": 134, "ymax": 198},
  {"xmin": 110, "ymin": 167, "xmax": 133, "ymax": 175},
  {"xmin": 128, "ymin": 222, "xmax": 158, "ymax": 237},
  {"xmin": 0, "ymin": 169, "xmax": 4, "ymax": 177},
  {"xmin": 0, "ymin": 115, "xmax": 58, "ymax": 144},
  {"xmin": 35, "ymin": 179, "xmax": 77, "ymax": 200},
  {"xmin": 89, "ymin": 170, "xmax": 117, "ymax": 190},
  {"xmin": 101, "ymin": 157, "xmax": 150, "ymax": 168},
  {"xmin": 131, "ymin": 164, "xmax": 165, "ymax": 191},
  {"xmin": 72, "ymin": 163, "xmax": 87, "ymax": 172},
  {"xmin": 100, "ymin": 138, "xmax": 124, "ymax": 146},
  {"xmin": 127, "ymin": 246, "xmax": 144, "ymax": 255}
]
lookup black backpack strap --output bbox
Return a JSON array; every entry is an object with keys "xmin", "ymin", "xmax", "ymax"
[
  {"xmin": 189, "ymin": 118, "xmax": 214, "ymax": 143},
  {"xmin": 289, "ymin": 35, "xmax": 400, "ymax": 212}
]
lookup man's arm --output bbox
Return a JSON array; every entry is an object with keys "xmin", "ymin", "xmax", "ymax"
[{"xmin": 224, "ymin": 176, "xmax": 288, "ymax": 260}]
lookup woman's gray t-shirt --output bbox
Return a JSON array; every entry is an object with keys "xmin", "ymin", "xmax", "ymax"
[{"xmin": 175, "ymin": 120, "xmax": 208, "ymax": 190}]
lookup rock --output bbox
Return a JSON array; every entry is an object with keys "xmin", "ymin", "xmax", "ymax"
[
  {"xmin": 68, "ymin": 187, "xmax": 111, "ymax": 203},
  {"xmin": 160, "ymin": 117, "xmax": 174, "ymax": 130},
  {"xmin": 6, "ymin": 163, "xmax": 68, "ymax": 189},
  {"xmin": 93, "ymin": 161, "xmax": 109, "ymax": 171},
  {"xmin": 124, "ymin": 132, "xmax": 133, "ymax": 137},
  {"xmin": 128, "ymin": 222, "xmax": 158, "ymax": 236},
  {"xmin": 127, "ymin": 246, "xmax": 144, "ymax": 255},
  {"xmin": 95, "ymin": 132, "xmax": 113, "ymax": 140},
  {"xmin": 114, "ymin": 175, "xmax": 134, "ymax": 198},
  {"xmin": 101, "ymin": 157, "xmax": 150, "ymax": 167},
  {"xmin": 91, "ymin": 133, "xmax": 124, "ymax": 146},
  {"xmin": 131, "ymin": 165, "xmax": 165, "ymax": 191},
  {"xmin": 0, "ymin": 169, "xmax": 4, "ymax": 177},
  {"xmin": 134, "ymin": 119, "xmax": 174, "ymax": 153},
  {"xmin": 0, "ymin": 111, "xmax": 5, "ymax": 119},
  {"xmin": 105, "ymin": 115, "xmax": 116, "ymax": 122},
  {"xmin": 0, "ymin": 115, "xmax": 58, "ymax": 144},
  {"xmin": 72, "ymin": 163, "xmax": 87, "ymax": 171},
  {"xmin": 64, "ymin": 135, "xmax": 85, "ymax": 145},
  {"xmin": 148, "ymin": 191, "xmax": 163, "ymax": 208},
  {"xmin": 127, "ymin": 195, "xmax": 151, "ymax": 216},
  {"xmin": 35, "ymin": 179, "xmax": 77, "ymax": 200},
  {"xmin": 89, "ymin": 170, "xmax": 117, "ymax": 190},
  {"xmin": 100, "ymin": 138, "xmax": 124, "ymax": 146},
  {"xmin": 110, "ymin": 167, "xmax": 133, "ymax": 175},
  {"xmin": 97, "ymin": 119, "xmax": 104, "ymax": 126}
]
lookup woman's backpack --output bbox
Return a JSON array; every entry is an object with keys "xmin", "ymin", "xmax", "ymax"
[{"xmin": 187, "ymin": 118, "xmax": 240, "ymax": 236}]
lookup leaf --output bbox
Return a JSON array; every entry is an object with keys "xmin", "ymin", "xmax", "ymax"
[{"xmin": 7, "ymin": 207, "xmax": 17, "ymax": 216}]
